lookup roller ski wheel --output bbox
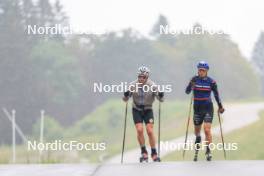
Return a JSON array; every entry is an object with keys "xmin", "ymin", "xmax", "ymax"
[{"xmin": 139, "ymin": 153, "xmax": 148, "ymax": 163}]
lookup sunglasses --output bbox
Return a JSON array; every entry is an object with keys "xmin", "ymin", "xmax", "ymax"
[
  {"xmin": 138, "ymin": 75, "xmax": 147, "ymax": 79},
  {"xmin": 198, "ymin": 69, "xmax": 207, "ymax": 72}
]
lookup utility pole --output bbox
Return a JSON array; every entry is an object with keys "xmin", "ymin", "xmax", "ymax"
[
  {"xmin": 12, "ymin": 110, "xmax": 16, "ymax": 164},
  {"xmin": 39, "ymin": 110, "xmax": 45, "ymax": 162}
]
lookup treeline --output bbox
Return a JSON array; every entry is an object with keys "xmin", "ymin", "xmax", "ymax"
[{"xmin": 0, "ymin": 1, "xmax": 262, "ymax": 144}]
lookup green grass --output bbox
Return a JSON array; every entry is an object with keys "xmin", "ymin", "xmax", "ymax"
[
  {"xmin": 213, "ymin": 110, "xmax": 264, "ymax": 160},
  {"xmin": 163, "ymin": 110, "xmax": 264, "ymax": 161}
]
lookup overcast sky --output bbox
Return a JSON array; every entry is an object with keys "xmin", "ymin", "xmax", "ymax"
[{"xmin": 61, "ymin": 0, "xmax": 264, "ymax": 59}]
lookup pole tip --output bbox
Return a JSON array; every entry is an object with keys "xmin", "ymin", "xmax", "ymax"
[{"xmin": 41, "ymin": 110, "xmax": 45, "ymax": 115}]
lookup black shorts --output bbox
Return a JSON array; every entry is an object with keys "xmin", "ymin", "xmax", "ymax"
[
  {"xmin": 193, "ymin": 102, "xmax": 214, "ymax": 126},
  {"xmin": 132, "ymin": 108, "xmax": 154, "ymax": 124}
]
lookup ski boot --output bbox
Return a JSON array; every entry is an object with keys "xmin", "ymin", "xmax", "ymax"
[
  {"xmin": 193, "ymin": 136, "xmax": 201, "ymax": 162},
  {"xmin": 139, "ymin": 152, "xmax": 148, "ymax": 163},
  {"xmin": 205, "ymin": 147, "xmax": 212, "ymax": 161},
  {"xmin": 193, "ymin": 149, "xmax": 199, "ymax": 162},
  {"xmin": 151, "ymin": 153, "xmax": 161, "ymax": 162}
]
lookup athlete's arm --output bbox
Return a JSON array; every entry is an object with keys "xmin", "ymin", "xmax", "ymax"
[
  {"xmin": 185, "ymin": 77, "xmax": 196, "ymax": 94},
  {"xmin": 185, "ymin": 82, "xmax": 192, "ymax": 94},
  {"xmin": 211, "ymin": 81, "xmax": 224, "ymax": 110},
  {"xmin": 151, "ymin": 82, "xmax": 164, "ymax": 102}
]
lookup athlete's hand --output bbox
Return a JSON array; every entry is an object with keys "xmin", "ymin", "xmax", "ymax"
[
  {"xmin": 191, "ymin": 80, "xmax": 195, "ymax": 89},
  {"xmin": 123, "ymin": 96, "xmax": 129, "ymax": 102},
  {"xmin": 158, "ymin": 92, "xmax": 164, "ymax": 98},
  {"xmin": 218, "ymin": 107, "xmax": 225, "ymax": 114},
  {"xmin": 190, "ymin": 77, "xmax": 196, "ymax": 88}
]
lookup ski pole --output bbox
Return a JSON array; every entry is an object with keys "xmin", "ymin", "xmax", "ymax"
[
  {"xmin": 158, "ymin": 100, "xmax": 161, "ymax": 159},
  {"xmin": 121, "ymin": 101, "xmax": 128, "ymax": 164},
  {"xmin": 183, "ymin": 94, "xmax": 193, "ymax": 159},
  {"xmin": 217, "ymin": 111, "xmax": 226, "ymax": 159}
]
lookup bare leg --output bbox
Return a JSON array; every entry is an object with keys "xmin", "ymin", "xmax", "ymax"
[
  {"xmin": 194, "ymin": 124, "xmax": 202, "ymax": 137},
  {"xmin": 204, "ymin": 123, "xmax": 212, "ymax": 145},
  {"xmin": 135, "ymin": 123, "xmax": 145, "ymax": 146},
  {"xmin": 146, "ymin": 123, "xmax": 156, "ymax": 148},
  {"xmin": 193, "ymin": 124, "xmax": 202, "ymax": 161},
  {"xmin": 204, "ymin": 122, "xmax": 212, "ymax": 161}
]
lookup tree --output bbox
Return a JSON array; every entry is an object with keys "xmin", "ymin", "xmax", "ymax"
[
  {"xmin": 150, "ymin": 14, "xmax": 176, "ymax": 45},
  {"xmin": 252, "ymin": 32, "xmax": 264, "ymax": 74},
  {"xmin": 150, "ymin": 14, "xmax": 169, "ymax": 37},
  {"xmin": 0, "ymin": 0, "xmax": 71, "ymax": 144},
  {"xmin": 252, "ymin": 32, "xmax": 264, "ymax": 94},
  {"xmin": 30, "ymin": 40, "xmax": 84, "ymax": 105}
]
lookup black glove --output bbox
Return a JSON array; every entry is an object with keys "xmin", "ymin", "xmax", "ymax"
[
  {"xmin": 191, "ymin": 76, "xmax": 197, "ymax": 88},
  {"xmin": 158, "ymin": 92, "xmax": 164, "ymax": 98},
  {"xmin": 124, "ymin": 91, "xmax": 130, "ymax": 97}
]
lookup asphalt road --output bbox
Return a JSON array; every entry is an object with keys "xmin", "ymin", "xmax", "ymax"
[
  {"xmin": 92, "ymin": 161, "xmax": 264, "ymax": 176},
  {"xmin": 1, "ymin": 161, "xmax": 263, "ymax": 176},
  {"xmin": 0, "ymin": 164, "xmax": 96, "ymax": 176}
]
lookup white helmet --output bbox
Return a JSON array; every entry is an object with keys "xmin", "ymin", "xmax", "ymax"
[{"xmin": 138, "ymin": 66, "xmax": 150, "ymax": 77}]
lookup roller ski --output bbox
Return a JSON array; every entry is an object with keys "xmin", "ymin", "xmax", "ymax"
[{"xmin": 139, "ymin": 152, "xmax": 148, "ymax": 163}]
